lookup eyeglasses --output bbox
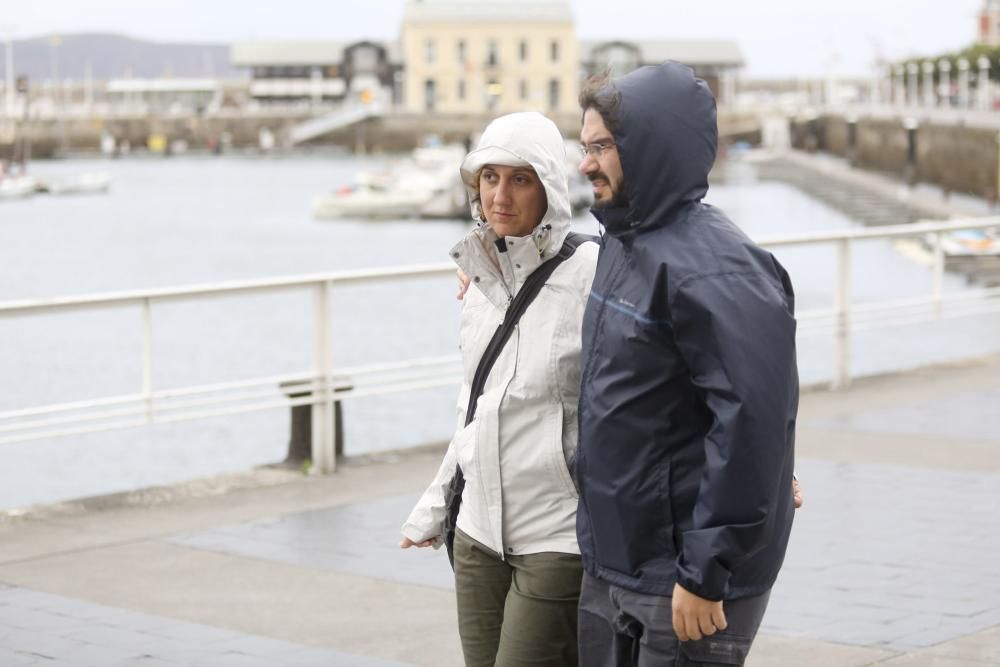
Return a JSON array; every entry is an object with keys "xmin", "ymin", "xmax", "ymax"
[{"xmin": 577, "ymin": 141, "xmax": 616, "ymax": 158}]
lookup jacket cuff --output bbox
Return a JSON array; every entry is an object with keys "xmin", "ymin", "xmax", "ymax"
[
  {"xmin": 401, "ymin": 523, "xmax": 443, "ymax": 550},
  {"xmin": 676, "ymin": 555, "xmax": 730, "ymax": 602}
]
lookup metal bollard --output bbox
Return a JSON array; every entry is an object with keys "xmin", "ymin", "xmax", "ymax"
[{"xmin": 280, "ymin": 378, "xmax": 352, "ymax": 465}]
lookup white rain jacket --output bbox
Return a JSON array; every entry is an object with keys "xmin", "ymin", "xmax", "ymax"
[{"xmin": 401, "ymin": 112, "xmax": 598, "ymax": 557}]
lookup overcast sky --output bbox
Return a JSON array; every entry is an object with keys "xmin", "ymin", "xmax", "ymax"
[{"xmin": 0, "ymin": 0, "xmax": 985, "ymax": 77}]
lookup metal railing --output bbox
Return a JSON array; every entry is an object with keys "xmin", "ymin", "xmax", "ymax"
[
  {"xmin": 1, "ymin": 217, "xmax": 998, "ymax": 468},
  {"xmin": 0, "ymin": 264, "xmax": 459, "ymax": 473}
]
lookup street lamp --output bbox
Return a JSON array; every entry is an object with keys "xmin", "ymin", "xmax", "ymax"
[
  {"xmin": 978, "ymin": 56, "xmax": 992, "ymax": 111},
  {"xmin": 893, "ymin": 64, "xmax": 905, "ymax": 107},
  {"xmin": 957, "ymin": 58, "xmax": 970, "ymax": 109},
  {"xmin": 922, "ymin": 61, "xmax": 935, "ymax": 108},
  {"xmin": 1, "ymin": 25, "xmax": 13, "ymax": 119},
  {"xmin": 906, "ymin": 62, "xmax": 919, "ymax": 107},
  {"xmin": 937, "ymin": 60, "xmax": 951, "ymax": 108}
]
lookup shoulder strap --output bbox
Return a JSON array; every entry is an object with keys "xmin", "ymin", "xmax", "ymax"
[{"xmin": 463, "ymin": 232, "xmax": 592, "ymax": 426}]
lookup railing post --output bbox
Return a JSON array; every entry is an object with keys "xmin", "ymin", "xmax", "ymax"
[
  {"xmin": 832, "ymin": 239, "xmax": 852, "ymax": 390},
  {"xmin": 931, "ymin": 232, "xmax": 945, "ymax": 316},
  {"xmin": 141, "ymin": 298, "xmax": 154, "ymax": 423},
  {"xmin": 311, "ymin": 281, "xmax": 336, "ymax": 473}
]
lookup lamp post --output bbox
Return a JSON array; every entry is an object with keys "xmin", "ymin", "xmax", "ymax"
[
  {"xmin": 958, "ymin": 58, "xmax": 970, "ymax": 109},
  {"xmin": 922, "ymin": 61, "xmax": 935, "ymax": 108},
  {"xmin": 938, "ymin": 59, "xmax": 951, "ymax": 108},
  {"xmin": 978, "ymin": 56, "xmax": 992, "ymax": 111},
  {"xmin": 894, "ymin": 64, "xmax": 905, "ymax": 107},
  {"xmin": 2, "ymin": 26, "xmax": 13, "ymax": 119}
]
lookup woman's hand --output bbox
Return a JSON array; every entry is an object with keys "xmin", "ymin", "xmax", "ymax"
[
  {"xmin": 400, "ymin": 536, "xmax": 437, "ymax": 548},
  {"xmin": 793, "ymin": 477, "xmax": 804, "ymax": 509}
]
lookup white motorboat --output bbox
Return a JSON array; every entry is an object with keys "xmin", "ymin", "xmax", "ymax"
[
  {"xmin": 0, "ymin": 175, "xmax": 39, "ymax": 201},
  {"xmin": 312, "ymin": 145, "xmax": 467, "ymax": 221},
  {"xmin": 312, "ymin": 180, "xmax": 435, "ymax": 220},
  {"xmin": 40, "ymin": 172, "xmax": 112, "ymax": 196},
  {"xmin": 938, "ymin": 229, "xmax": 1000, "ymax": 257}
]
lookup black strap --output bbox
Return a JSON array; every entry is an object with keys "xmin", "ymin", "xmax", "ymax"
[
  {"xmin": 463, "ymin": 231, "xmax": 591, "ymax": 426},
  {"xmin": 444, "ymin": 231, "xmax": 593, "ymax": 565}
]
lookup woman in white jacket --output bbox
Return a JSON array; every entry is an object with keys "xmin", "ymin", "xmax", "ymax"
[{"xmin": 400, "ymin": 112, "xmax": 597, "ymax": 666}]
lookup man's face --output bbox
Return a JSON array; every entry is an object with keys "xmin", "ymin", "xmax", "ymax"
[{"xmin": 579, "ymin": 108, "xmax": 626, "ymax": 209}]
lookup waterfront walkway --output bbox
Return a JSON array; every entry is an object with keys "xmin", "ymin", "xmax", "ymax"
[{"xmin": 2, "ymin": 356, "xmax": 1000, "ymax": 666}]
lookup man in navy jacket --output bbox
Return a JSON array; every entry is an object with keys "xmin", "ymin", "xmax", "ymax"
[{"xmin": 574, "ymin": 61, "xmax": 799, "ymax": 665}]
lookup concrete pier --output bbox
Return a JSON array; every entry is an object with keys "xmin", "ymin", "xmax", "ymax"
[{"xmin": 2, "ymin": 355, "xmax": 1000, "ymax": 665}]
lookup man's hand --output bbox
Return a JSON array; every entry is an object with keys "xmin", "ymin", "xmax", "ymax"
[
  {"xmin": 672, "ymin": 583, "xmax": 727, "ymax": 642},
  {"xmin": 793, "ymin": 477, "xmax": 804, "ymax": 509},
  {"xmin": 456, "ymin": 269, "xmax": 471, "ymax": 300},
  {"xmin": 399, "ymin": 536, "xmax": 436, "ymax": 548}
]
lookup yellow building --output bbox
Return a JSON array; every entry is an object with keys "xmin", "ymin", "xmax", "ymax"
[{"xmin": 400, "ymin": 0, "xmax": 578, "ymax": 115}]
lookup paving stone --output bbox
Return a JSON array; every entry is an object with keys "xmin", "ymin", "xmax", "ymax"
[
  {"xmin": 142, "ymin": 621, "xmax": 246, "ymax": 645},
  {"xmin": 170, "ymin": 493, "xmax": 455, "ymax": 591},
  {"xmin": 106, "ymin": 658, "xmax": 185, "ymax": 667}
]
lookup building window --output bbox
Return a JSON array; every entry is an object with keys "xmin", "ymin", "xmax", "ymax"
[
  {"xmin": 425, "ymin": 39, "xmax": 436, "ymax": 64},
  {"xmin": 486, "ymin": 78, "xmax": 501, "ymax": 111},
  {"xmin": 548, "ymin": 78, "xmax": 560, "ymax": 110},
  {"xmin": 457, "ymin": 40, "xmax": 467, "ymax": 64},
  {"xmin": 519, "ymin": 40, "xmax": 528, "ymax": 62},
  {"xmin": 487, "ymin": 40, "xmax": 499, "ymax": 67},
  {"xmin": 520, "ymin": 79, "xmax": 528, "ymax": 100},
  {"xmin": 425, "ymin": 78, "xmax": 436, "ymax": 112},
  {"xmin": 457, "ymin": 79, "xmax": 466, "ymax": 101},
  {"xmin": 550, "ymin": 40, "xmax": 559, "ymax": 63}
]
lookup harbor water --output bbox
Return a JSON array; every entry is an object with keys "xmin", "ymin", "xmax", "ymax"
[{"xmin": 1, "ymin": 154, "xmax": 998, "ymax": 510}]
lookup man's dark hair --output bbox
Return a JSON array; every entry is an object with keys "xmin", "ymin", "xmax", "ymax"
[{"xmin": 578, "ymin": 72, "xmax": 623, "ymax": 137}]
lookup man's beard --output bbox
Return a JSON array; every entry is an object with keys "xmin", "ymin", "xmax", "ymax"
[{"xmin": 589, "ymin": 173, "xmax": 628, "ymax": 210}]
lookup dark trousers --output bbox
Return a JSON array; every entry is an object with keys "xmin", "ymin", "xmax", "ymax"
[
  {"xmin": 578, "ymin": 572, "xmax": 770, "ymax": 666},
  {"xmin": 454, "ymin": 529, "xmax": 583, "ymax": 667}
]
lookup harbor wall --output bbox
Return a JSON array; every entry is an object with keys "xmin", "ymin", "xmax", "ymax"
[
  {"xmin": 790, "ymin": 114, "xmax": 1000, "ymax": 202},
  {"xmin": 0, "ymin": 110, "xmax": 761, "ymax": 159}
]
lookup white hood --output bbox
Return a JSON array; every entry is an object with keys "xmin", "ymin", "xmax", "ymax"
[{"xmin": 451, "ymin": 112, "xmax": 574, "ymax": 307}]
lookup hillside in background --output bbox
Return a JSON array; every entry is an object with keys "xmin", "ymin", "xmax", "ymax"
[{"xmin": 0, "ymin": 33, "xmax": 244, "ymax": 82}]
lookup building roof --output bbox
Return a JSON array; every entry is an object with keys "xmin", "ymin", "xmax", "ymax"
[
  {"xmin": 402, "ymin": 0, "xmax": 573, "ymax": 24},
  {"xmin": 580, "ymin": 39, "xmax": 745, "ymax": 68},
  {"xmin": 230, "ymin": 41, "xmax": 402, "ymax": 67}
]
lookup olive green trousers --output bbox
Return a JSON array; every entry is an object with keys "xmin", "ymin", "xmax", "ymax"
[{"xmin": 453, "ymin": 529, "xmax": 583, "ymax": 667}]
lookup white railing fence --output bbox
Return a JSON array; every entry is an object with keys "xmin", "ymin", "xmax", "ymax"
[{"xmin": 1, "ymin": 217, "xmax": 998, "ymax": 471}]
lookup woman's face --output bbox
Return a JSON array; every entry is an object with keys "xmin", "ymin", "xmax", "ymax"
[{"xmin": 479, "ymin": 164, "xmax": 548, "ymax": 238}]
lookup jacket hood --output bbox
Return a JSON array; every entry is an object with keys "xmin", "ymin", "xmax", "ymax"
[
  {"xmin": 459, "ymin": 111, "xmax": 573, "ymax": 259},
  {"xmin": 591, "ymin": 61, "xmax": 718, "ymax": 234}
]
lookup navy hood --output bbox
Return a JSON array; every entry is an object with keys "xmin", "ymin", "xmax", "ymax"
[{"xmin": 591, "ymin": 61, "xmax": 718, "ymax": 234}]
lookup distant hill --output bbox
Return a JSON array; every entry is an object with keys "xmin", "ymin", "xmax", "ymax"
[{"xmin": 0, "ymin": 33, "xmax": 245, "ymax": 82}]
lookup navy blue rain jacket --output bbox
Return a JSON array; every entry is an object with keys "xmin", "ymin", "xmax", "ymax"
[{"xmin": 576, "ymin": 61, "xmax": 799, "ymax": 602}]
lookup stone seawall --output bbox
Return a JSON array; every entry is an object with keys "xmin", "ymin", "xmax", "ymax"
[
  {"xmin": 790, "ymin": 114, "xmax": 1000, "ymax": 202},
  {"xmin": 1, "ymin": 110, "xmax": 760, "ymax": 159}
]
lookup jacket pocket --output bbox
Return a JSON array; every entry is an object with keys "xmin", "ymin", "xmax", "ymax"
[
  {"xmin": 676, "ymin": 632, "xmax": 752, "ymax": 665},
  {"xmin": 549, "ymin": 402, "xmax": 579, "ymax": 499}
]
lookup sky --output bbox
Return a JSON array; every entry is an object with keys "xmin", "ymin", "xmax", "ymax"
[{"xmin": 0, "ymin": 0, "xmax": 986, "ymax": 78}]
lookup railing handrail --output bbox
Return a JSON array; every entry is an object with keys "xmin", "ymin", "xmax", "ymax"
[
  {"xmin": 0, "ymin": 262, "xmax": 456, "ymax": 317},
  {"xmin": 2, "ymin": 218, "xmax": 997, "ymax": 318},
  {"xmin": 756, "ymin": 217, "xmax": 999, "ymax": 247}
]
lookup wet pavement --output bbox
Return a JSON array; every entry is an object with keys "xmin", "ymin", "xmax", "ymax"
[{"xmin": 1, "ymin": 355, "xmax": 999, "ymax": 666}]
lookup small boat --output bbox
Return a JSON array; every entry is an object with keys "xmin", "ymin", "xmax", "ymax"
[
  {"xmin": 38, "ymin": 172, "xmax": 112, "ymax": 196},
  {"xmin": 312, "ymin": 179, "xmax": 435, "ymax": 220},
  {"xmin": 938, "ymin": 229, "xmax": 1000, "ymax": 257},
  {"xmin": 313, "ymin": 144, "xmax": 467, "ymax": 221},
  {"xmin": 0, "ymin": 175, "xmax": 39, "ymax": 201}
]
